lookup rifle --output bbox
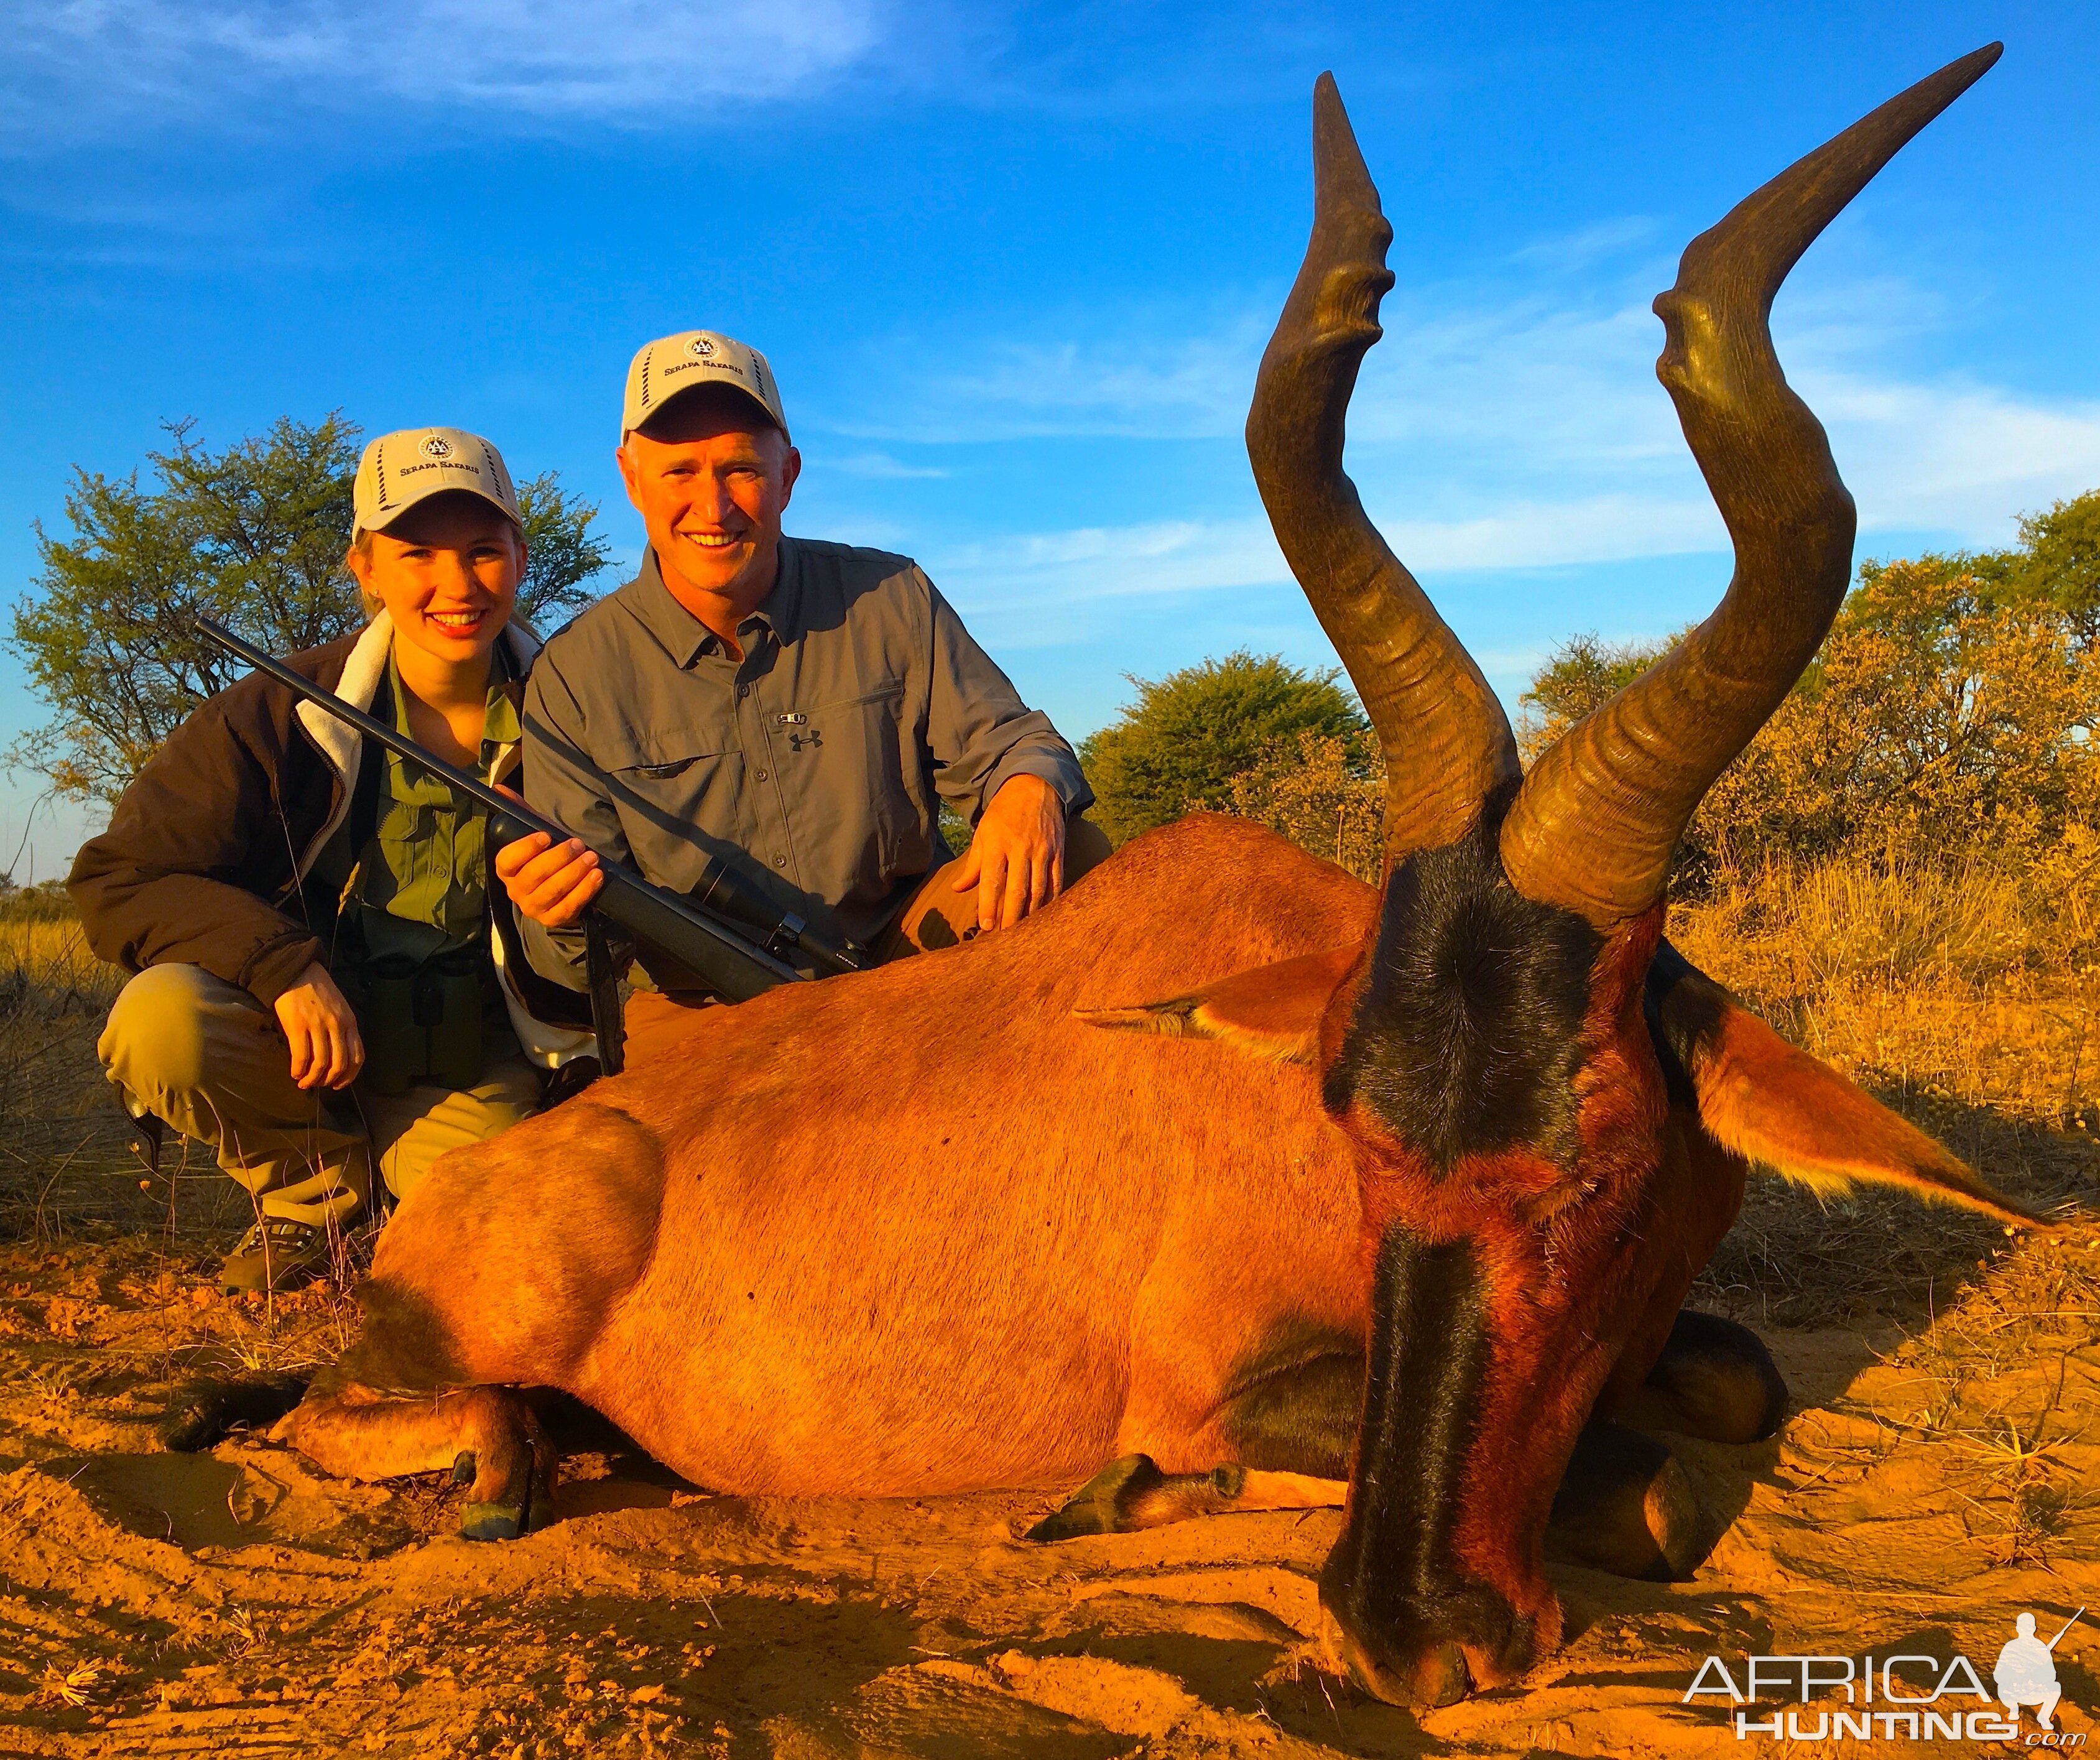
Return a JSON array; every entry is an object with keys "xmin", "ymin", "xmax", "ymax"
[{"xmin": 199, "ymin": 618, "xmax": 870, "ymax": 1074}]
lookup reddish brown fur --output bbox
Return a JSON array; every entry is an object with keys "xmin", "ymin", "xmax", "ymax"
[
  {"xmin": 1077, "ymin": 944, "xmax": 1363, "ymax": 1063},
  {"xmin": 1325, "ymin": 911, "xmax": 1673, "ymax": 1684},
  {"xmin": 1690, "ymin": 1004, "xmax": 2040, "ymax": 1225},
  {"xmin": 1592, "ymin": 1114, "xmax": 1751, "ymax": 1413},
  {"xmin": 356, "ymin": 816, "xmax": 1377, "ymax": 1498},
  {"xmin": 295, "ymin": 813, "xmax": 2027, "ymax": 1700}
]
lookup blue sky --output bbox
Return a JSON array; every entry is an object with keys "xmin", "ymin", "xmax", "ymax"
[{"xmin": 3, "ymin": 1, "xmax": 2096, "ymax": 874}]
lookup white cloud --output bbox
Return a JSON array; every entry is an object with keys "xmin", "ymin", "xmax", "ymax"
[
  {"xmin": 1, "ymin": 0, "xmax": 888, "ymax": 136},
  {"xmin": 852, "ymin": 249, "xmax": 2100, "ymax": 593},
  {"xmin": 828, "ymin": 451, "xmax": 950, "ymax": 480},
  {"xmin": 1507, "ymin": 216, "xmax": 1660, "ymax": 273},
  {"xmin": 923, "ymin": 492, "xmax": 1731, "ymax": 639},
  {"xmin": 1802, "ymin": 372, "xmax": 2100, "ymax": 543},
  {"xmin": 843, "ymin": 318, "xmax": 1269, "ymax": 444},
  {"xmin": 932, "ymin": 517, "xmax": 1278, "ymax": 608}
]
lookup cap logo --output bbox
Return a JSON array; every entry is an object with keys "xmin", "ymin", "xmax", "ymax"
[
  {"xmin": 687, "ymin": 336, "xmax": 717, "ymax": 358},
  {"xmin": 420, "ymin": 435, "xmax": 454, "ymax": 460}
]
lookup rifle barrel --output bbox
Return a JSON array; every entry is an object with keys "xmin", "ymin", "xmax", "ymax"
[{"xmin": 198, "ymin": 618, "xmax": 802, "ymax": 1002}]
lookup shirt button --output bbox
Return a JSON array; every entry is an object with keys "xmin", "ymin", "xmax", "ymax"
[
  {"xmin": 754, "ymin": 769, "xmax": 769, "ymax": 782},
  {"xmin": 737, "ymin": 683, "xmax": 750, "ymax": 699},
  {"xmin": 772, "ymin": 855, "xmax": 787, "ymax": 868}
]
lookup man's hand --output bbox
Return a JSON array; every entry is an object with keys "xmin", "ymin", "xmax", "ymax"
[
  {"xmin": 275, "ymin": 962, "xmax": 365, "ymax": 1091},
  {"xmin": 493, "ymin": 787, "xmax": 605, "ymax": 929},
  {"xmin": 953, "ymin": 773, "xmax": 1066, "ymax": 932}
]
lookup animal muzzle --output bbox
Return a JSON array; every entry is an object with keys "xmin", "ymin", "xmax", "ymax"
[{"xmin": 1315, "ymin": 1229, "xmax": 1552, "ymax": 1706}]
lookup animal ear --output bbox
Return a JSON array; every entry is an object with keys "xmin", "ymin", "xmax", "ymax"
[
  {"xmin": 1647, "ymin": 943, "xmax": 2047, "ymax": 1228},
  {"xmin": 1076, "ymin": 945, "xmax": 1359, "ymax": 1065}
]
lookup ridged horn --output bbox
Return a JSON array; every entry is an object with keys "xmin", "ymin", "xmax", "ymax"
[
  {"xmin": 1499, "ymin": 44, "xmax": 2003, "ymax": 927},
  {"xmin": 1248, "ymin": 73, "xmax": 1520, "ymax": 865}
]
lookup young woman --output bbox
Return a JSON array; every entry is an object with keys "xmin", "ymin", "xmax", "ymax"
[{"xmin": 73, "ymin": 429, "xmax": 591, "ymax": 1293}]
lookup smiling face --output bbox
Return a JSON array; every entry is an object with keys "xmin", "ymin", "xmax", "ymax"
[
  {"xmin": 618, "ymin": 386, "xmax": 801, "ymax": 621},
  {"xmin": 348, "ymin": 491, "xmax": 524, "ymax": 666}
]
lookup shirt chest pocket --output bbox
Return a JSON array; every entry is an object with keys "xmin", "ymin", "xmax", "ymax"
[
  {"xmin": 608, "ymin": 721, "xmax": 744, "ymax": 838},
  {"xmin": 362, "ymin": 807, "xmax": 442, "ymax": 914},
  {"xmin": 786, "ymin": 678, "xmax": 922, "ymax": 875},
  {"xmin": 794, "ymin": 679, "xmax": 907, "ymax": 783}
]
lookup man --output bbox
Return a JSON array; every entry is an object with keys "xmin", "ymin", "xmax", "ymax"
[
  {"xmin": 72, "ymin": 429, "xmax": 589, "ymax": 1293},
  {"xmin": 1993, "ymin": 1612, "xmax": 2066, "ymax": 1730},
  {"xmin": 498, "ymin": 331, "xmax": 1101, "ymax": 1055}
]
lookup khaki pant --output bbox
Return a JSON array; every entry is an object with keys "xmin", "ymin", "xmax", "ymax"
[
  {"xmin": 621, "ymin": 813, "xmax": 1114, "ymax": 1068},
  {"xmin": 99, "ymin": 963, "xmax": 540, "ymax": 1228}
]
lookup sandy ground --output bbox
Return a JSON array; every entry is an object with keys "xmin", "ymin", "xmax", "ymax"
[{"xmin": 1, "ymin": 1223, "xmax": 2096, "ymax": 1760}]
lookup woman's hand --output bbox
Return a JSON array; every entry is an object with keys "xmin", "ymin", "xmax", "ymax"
[{"xmin": 274, "ymin": 962, "xmax": 366, "ymax": 1090}]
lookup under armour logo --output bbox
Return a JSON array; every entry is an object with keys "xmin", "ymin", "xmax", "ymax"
[{"xmin": 788, "ymin": 729, "xmax": 822, "ymax": 753}]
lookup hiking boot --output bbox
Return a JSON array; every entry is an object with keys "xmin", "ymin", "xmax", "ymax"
[{"xmin": 218, "ymin": 1218, "xmax": 331, "ymax": 1295}]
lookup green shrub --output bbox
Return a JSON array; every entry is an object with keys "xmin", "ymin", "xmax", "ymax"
[{"xmin": 1080, "ymin": 651, "xmax": 1367, "ymax": 846}]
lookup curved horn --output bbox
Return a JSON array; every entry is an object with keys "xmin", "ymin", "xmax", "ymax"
[
  {"xmin": 1248, "ymin": 73, "xmax": 1520, "ymax": 865},
  {"xmin": 1499, "ymin": 45, "xmax": 2003, "ymax": 927}
]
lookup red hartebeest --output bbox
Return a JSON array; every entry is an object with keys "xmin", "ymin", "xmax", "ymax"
[{"xmin": 167, "ymin": 47, "xmax": 2040, "ymax": 1708}]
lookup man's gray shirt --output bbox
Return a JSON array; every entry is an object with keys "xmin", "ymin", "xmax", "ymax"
[{"xmin": 520, "ymin": 537, "xmax": 1091, "ymax": 988}]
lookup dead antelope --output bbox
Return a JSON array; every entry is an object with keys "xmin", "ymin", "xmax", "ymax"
[{"xmin": 168, "ymin": 47, "xmax": 2037, "ymax": 1708}]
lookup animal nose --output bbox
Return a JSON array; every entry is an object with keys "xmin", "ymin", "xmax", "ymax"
[{"xmin": 1315, "ymin": 1587, "xmax": 1530, "ymax": 1708}]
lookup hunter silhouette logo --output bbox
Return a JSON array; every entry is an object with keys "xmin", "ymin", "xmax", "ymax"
[
  {"xmin": 420, "ymin": 435, "xmax": 454, "ymax": 460},
  {"xmin": 1683, "ymin": 1611, "xmax": 2086, "ymax": 1744},
  {"xmin": 687, "ymin": 336, "xmax": 716, "ymax": 357},
  {"xmin": 1997, "ymin": 1609, "xmax": 2084, "ymax": 1732}
]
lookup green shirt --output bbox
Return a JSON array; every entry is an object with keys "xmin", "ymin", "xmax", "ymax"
[{"xmin": 333, "ymin": 642, "xmax": 520, "ymax": 972}]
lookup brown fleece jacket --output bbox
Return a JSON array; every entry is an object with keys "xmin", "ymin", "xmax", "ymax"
[
  {"xmin": 70, "ymin": 632, "xmax": 361, "ymax": 1007},
  {"xmin": 68, "ymin": 629, "xmax": 587, "ymax": 1039}
]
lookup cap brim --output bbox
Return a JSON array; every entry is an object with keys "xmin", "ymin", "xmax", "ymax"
[
  {"xmin": 356, "ymin": 483, "xmax": 524, "ymax": 541},
  {"xmin": 627, "ymin": 381, "xmax": 787, "ymax": 443}
]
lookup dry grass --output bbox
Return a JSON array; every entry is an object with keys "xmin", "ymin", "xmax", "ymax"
[
  {"xmin": 0, "ymin": 916, "xmax": 264, "ymax": 1247},
  {"xmin": 0, "ymin": 916, "xmax": 119, "ymax": 993},
  {"xmin": 1677, "ymin": 853, "xmax": 2099, "ymax": 1327},
  {"xmin": 1, "ymin": 855, "xmax": 2094, "ymax": 1337},
  {"xmin": 1811, "ymin": 1217, "xmax": 2100, "ymax": 1567}
]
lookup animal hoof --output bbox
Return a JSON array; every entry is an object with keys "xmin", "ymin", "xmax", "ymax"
[
  {"xmin": 1025, "ymin": 1454, "xmax": 1165, "ymax": 1541},
  {"xmin": 158, "ymin": 1374, "xmax": 310, "ymax": 1453},
  {"xmin": 1548, "ymin": 1421, "xmax": 1705, "ymax": 1580},
  {"xmin": 460, "ymin": 1501, "xmax": 525, "ymax": 1542},
  {"xmin": 1634, "ymin": 1310, "xmax": 1790, "ymax": 1442}
]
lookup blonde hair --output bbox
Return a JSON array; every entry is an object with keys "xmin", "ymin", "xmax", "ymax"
[{"xmin": 347, "ymin": 529, "xmax": 382, "ymax": 620}]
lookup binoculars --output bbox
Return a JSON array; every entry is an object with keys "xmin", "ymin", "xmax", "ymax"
[{"xmin": 352, "ymin": 949, "xmax": 488, "ymax": 1095}]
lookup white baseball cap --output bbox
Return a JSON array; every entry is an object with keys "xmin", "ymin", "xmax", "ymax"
[
  {"xmin": 622, "ymin": 330, "xmax": 789, "ymax": 442},
  {"xmin": 353, "ymin": 427, "xmax": 523, "ymax": 540}
]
